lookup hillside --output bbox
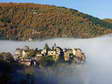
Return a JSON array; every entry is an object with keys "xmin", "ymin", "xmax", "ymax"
[
  {"xmin": 103, "ymin": 19, "xmax": 112, "ymax": 23},
  {"xmin": 0, "ymin": 3, "xmax": 112, "ymax": 40}
]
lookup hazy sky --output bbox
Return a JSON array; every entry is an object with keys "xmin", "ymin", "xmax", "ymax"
[{"xmin": 0, "ymin": 0, "xmax": 111, "ymax": 19}]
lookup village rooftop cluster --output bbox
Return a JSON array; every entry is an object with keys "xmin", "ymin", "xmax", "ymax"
[{"xmin": 15, "ymin": 43, "xmax": 86, "ymax": 67}]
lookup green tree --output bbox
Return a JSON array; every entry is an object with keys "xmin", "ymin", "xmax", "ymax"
[
  {"xmin": 40, "ymin": 56, "xmax": 54, "ymax": 66},
  {"xmin": 44, "ymin": 43, "xmax": 50, "ymax": 50}
]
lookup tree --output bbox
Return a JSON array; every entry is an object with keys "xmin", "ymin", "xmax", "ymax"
[
  {"xmin": 40, "ymin": 56, "xmax": 54, "ymax": 66},
  {"xmin": 0, "ymin": 52, "xmax": 14, "ymax": 63},
  {"xmin": 52, "ymin": 43, "xmax": 56, "ymax": 49},
  {"xmin": 44, "ymin": 43, "xmax": 50, "ymax": 50}
]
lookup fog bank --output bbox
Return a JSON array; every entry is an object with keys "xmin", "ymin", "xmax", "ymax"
[{"xmin": 0, "ymin": 36, "xmax": 112, "ymax": 84}]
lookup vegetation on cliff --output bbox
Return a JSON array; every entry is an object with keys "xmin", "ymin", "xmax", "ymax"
[
  {"xmin": 0, "ymin": 3, "xmax": 112, "ymax": 40},
  {"xmin": 0, "ymin": 52, "xmax": 34, "ymax": 84}
]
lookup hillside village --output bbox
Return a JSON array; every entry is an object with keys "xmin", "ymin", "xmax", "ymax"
[
  {"xmin": 0, "ymin": 43, "xmax": 86, "ymax": 83},
  {"xmin": 14, "ymin": 43, "xmax": 86, "ymax": 67}
]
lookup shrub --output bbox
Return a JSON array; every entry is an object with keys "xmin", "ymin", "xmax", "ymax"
[{"xmin": 40, "ymin": 56, "xmax": 54, "ymax": 67}]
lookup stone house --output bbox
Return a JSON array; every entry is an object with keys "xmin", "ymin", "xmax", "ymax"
[
  {"xmin": 47, "ymin": 50, "xmax": 59, "ymax": 62},
  {"xmin": 64, "ymin": 49, "xmax": 73, "ymax": 62},
  {"xmin": 15, "ymin": 49, "xmax": 30, "ymax": 60},
  {"xmin": 54, "ymin": 47, "xmax": 64, "ymax": 61},
  {"xmin": 15, "ymin": 49, "xmax": 22, "ymax": 58},
  {"xmin": 72, "ymin": 48, "xmax": 86, "ymax": 63},
  {"xmin": 46, "ymin": 47, "xmax": 64, "ymax": 62},
  {"xmin": 15, "ymin": 46, "xmax": 30, "ymax": 59},
  {"xmin": 41, "ymin": 49, "xmax": 48, "ymax": 56},
  {"xmin": 21, "ymin": 50, "xmax": 28, "ymax": 58},
  {"xmin": 79, "ymin": 52, "xmax": 86, "ymax": 62},
  {"xmin": 48, "ymin": 50, "xmax": 56, "ymax": 56},
  {"xmin": 74, "ymin": 48, "xmax": 83, "ymax": 58},
  {"xmin": 55, "ymin": 47, "xmax": 62, "ymax": 54}
]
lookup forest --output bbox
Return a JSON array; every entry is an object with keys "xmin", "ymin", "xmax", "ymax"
[{"xmin": 0, "ymin": 3, "xmax": 112, "ymax": 40}]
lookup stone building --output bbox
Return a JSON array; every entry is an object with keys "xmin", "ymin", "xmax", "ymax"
[
  {"xmin": 64, "ymin": 49, "xmax": 73, "ymax": 62},
  {"xmin": 72, "ymin": 48, "xmax": 86, "ymax": 63},
  {"xmin": 54, "ymin": 47, "xmax": 64, "ymax": 61}
]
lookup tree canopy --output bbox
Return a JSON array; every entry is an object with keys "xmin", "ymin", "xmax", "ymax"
[{"xmin": 0, "ymin": 3, "xmax": 112, "ymax": 40}]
